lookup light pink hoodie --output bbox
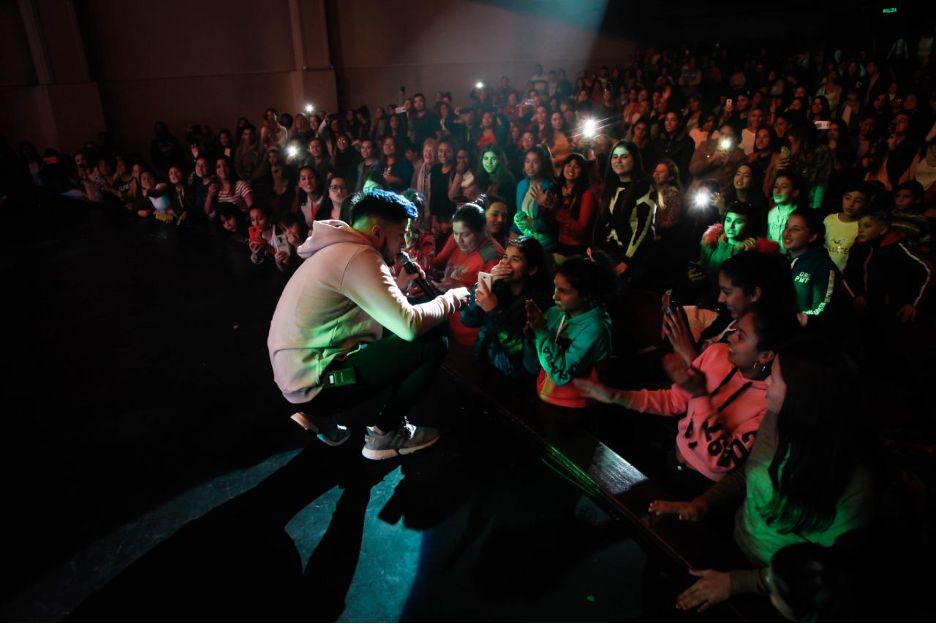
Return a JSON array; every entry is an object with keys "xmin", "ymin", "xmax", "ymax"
[{"xmin": 267, "ymin": 220, "xmax": 468, "ymax": 403}]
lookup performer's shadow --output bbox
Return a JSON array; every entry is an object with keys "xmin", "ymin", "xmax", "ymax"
[{"xmin": 70, "ymin": 437, "xmax": 398, "ymax": 621}]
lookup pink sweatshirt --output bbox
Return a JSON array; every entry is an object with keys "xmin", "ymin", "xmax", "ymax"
[{"xmin": 624, "ymin": 343, "xmax": 767, "ymax": 481}]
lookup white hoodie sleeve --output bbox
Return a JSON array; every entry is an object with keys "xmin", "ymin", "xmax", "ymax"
[{"xmin": 341, "ymin": 248, "xmax": 468, "ymax": 341}]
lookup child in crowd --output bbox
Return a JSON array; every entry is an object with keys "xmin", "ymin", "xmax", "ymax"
[
  {"xmin": 461, "ymin": 236, "xmax": 554, "ymax": 377},
  {"xmin": 647, "ymin": 336, "xmax": 872, "ymax": 614},
  {"xmin": 577, "ymin": 304, "xmax": 798, "ymax": 495},
  {"xmin": 664, "ymin": 249, "xmax": 796, "ymax": 366},
  {"xmin": 523, "ymin": 252, "xmax": 615, "ymax": 408},
  {"xmin": 167, "ymin": 165, "xmax": 192, "ymax": 224},
  {"xmin": 783, "ymin": 209, "xmax": 843, "ymax": 326},
  {"xmin": 844, "ymin": 208, "xmax": 933, "ymax": 324},
  {"xmin": 696, "ymin": 201, "xmax": 758, "ymax": 279},
  {"xmin": 766, "ymin": 171, "xmax": 802, "ymax": 247},
  {"xmin": 138, "ymin": 170, "xmax": 175, "ymax": 222},
  {"xmin": 273, "ymin": 212, "xmax": 307, "ymax": 273},
  {"xmin": 823, "ymin": 181, "xmax": 870, "ymax": 271},
  {"xmin": 891, "ymin": 180, "xmax": 932, "ymax": 251},
  {"xmin": 217, "ymin": 204, "xmax": 248, "ymax": 244}
]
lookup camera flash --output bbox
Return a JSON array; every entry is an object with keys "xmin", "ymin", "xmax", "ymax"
[
  {"xmin": 719, "ymin": 138, "xmax": 733, "ymax": 150},
  {"xmin": 287, "ymin": 145, "xmax": 299, "ymax": 158},
  {"xmin": 694, "ymin": 191, "xmax": 710, "ymax": 208},
  {"xmin": 475, "ymin": 81, "xmax": 484, "ymax": 90},
  {"xmin": 305, "ymin": 103, "xmax": 314, "ymax": 114}
]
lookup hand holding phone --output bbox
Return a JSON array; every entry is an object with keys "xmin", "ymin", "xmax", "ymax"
[
  {"xmin": 478, "ymin": 271, "xmax": 493, "ymax": 291},
  {"xmin": 248, "ymin": 225, "xmax": 263, "ymax": 243}
]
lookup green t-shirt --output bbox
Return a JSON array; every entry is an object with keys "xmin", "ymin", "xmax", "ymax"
[{"xmin": 734, "ymin": 411, "xmax": 871, "ymax": 566}]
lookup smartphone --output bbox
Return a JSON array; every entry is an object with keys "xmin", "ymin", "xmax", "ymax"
[
  {"xmin": 725, "ymin": 98, "xmax": 733, "ymax": 109},
  {"xmin": 248, "ymin": 225, "xmax": 263, "ymax": 243},
  {"xmin": 324, "ymin": 367, "xmax": 356, "ymax": 388},
  {"xmin": 814, "ymin": 120, "xmax": 831, "ymax": 130},
  {"xmin": 272, "ymin": 228, "xmax": 290, "ymax": 254},
  {"xmin": 394, "ymin": 106, "xmax": 407, "ymax": 114},
  {"xmin": 664, "ymin": 289, "xmax": 679, "ymax": 314},
  {"xmin": 523, "ymin": 98, "xmax": 535, "ymax": 106},
  {"xmin": 478, "ymin": 271, "xmax": 493, "ymax": 290}
]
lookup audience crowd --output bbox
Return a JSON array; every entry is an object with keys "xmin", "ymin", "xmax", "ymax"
[{"xmin": 4, "ymin": 37, "xmax": 935, "ymax": 620}]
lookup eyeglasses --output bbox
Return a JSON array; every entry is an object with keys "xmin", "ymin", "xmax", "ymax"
[{"xmin": 329, "ymin": 185, "xmax": 347, "ymax": 191}]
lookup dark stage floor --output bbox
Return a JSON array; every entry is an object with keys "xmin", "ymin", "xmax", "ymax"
[{"xmin": 2, "ymin": 201, "xmax": 653, "ymax": 621}]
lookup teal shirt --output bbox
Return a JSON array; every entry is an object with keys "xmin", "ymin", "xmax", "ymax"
[
  {"xmin": 514, "ymin": 177, "xmax": 558, "ymax": 251},
  {"xmin": 524, "ymin": 305, "xmax": 612, "ymax": 384}
]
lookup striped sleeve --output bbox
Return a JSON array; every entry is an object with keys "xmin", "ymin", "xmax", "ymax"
[
  {"xmin": 803, "ymin": 267, "xmax": 837, "ymax": 317},
  {"xmin": 899, "ymin": 243, "xmax": 933, "ymax": 308}
]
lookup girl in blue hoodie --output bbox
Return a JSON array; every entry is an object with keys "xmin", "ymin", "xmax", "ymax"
[{"xmin": 524, "ymin": 251, "xmax": 615, "ymax": 408}]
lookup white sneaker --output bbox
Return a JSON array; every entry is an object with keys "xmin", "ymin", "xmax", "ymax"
[{"xmin": 361, "ymin": 422, "xmax": 440, "ymax": 460}]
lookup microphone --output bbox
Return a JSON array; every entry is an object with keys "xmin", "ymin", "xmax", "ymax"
[{"xmin": 397, "ymin": 251, "xmax": 441, "ymax": 298}]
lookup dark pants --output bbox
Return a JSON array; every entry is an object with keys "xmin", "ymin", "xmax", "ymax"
[
  {"xmin": 292, "ymin": 329, "xmax": 448, "ymax": 432},
  {"xmin": 662, "ymin": 446, "xmax": 716, "ymax": 499}
]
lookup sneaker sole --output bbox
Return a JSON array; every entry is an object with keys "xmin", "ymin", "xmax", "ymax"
[{"xmin": 361, "ymin": 433, "xmax": 440, "ymax": 460}]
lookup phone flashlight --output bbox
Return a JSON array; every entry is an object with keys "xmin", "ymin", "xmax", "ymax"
[
  {"xmin": 475, "ymin": 81, "xmax": 485, "ymax": 90},
  {"xmin": 719, "ymin": 137, "xmax": 733, "ymax": 150},
  {"xmin": 582, "ymin": 118, "xmax": 598, "ymax": 139},
  {"xmin": 305, "ymin": 103, "xmax": 314, "ymax": 114},
  {"xmin": 287, "ymin": 144, "xmax": 299, "ymax": 158},
  {"xmin": 693, "ymin": 190, "xmax": 710, "ymax": 208}
]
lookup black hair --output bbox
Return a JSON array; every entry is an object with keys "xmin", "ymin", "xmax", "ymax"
[
  {"xmin": 278, "ymin": 211, "xmax": 307, "ymax": 237},
  {"xmin": 787, "ymin": 207, "xmax": 825, "ymax": 245},
  {"xmin": 767, "ymin": 335, "xmax": 869, "ymax": 534},
  {"xmin": 601, "ymin": 139, "xmax": 647, "ymax": 206},
  {"xmin": 297, "ymin": 165, "xmax": 323, "ymax": 207},
  {"xmin": 217, "ymin": 203, "xmax": 247, "ymax": 233},
  {"xmin": 401, "ymin": 188, "xmax": 427, "ymax": 220},
  {"xmin": 771, "ymin": 543, "xmax": 856, "ymax": 622},
  {"xmin": 523, "ymin": 145, "xmax": 553, "ymax": 180},
  {"xmin": 862, "ymin": 207, "xmax": 891, "ymax": 226},
  {"xmin": 744, "ymin": 301, "xmax": 800, "ymax": 353},
  {"xmin": 725, "ymin": 200, "xmax": 753, "ymax": 220},
  {"xmin": 841, "ymin": 178, "xmax": 873, "ymax": 196},
  {"xmin": 350, "ymin": 189, "xmax": 417, "ymax": 225},
  {"xmin": 554, "ymin": 250, "xmax": 616, "ymax": 308},
  {"xmin": 452, "ymin": 202, "xmax": 487, "ymax": 235},
  {"xmin": 895, "ymin": 179, "xmax": 924, "ymax": 203},
  {"xmin": 505, "ymin": 236, "xmax": 554, "ymax": 294},
  {"xmin": 771, "ymin": 169, "xmax": 806, "ymax": 209},
  {"xmin": 475, "ymin": 146, "xmax": 516, "ymax": 191},
  {"xmin": 560, "ymin": 152, "xmax": 591, "ymax": 219},
  {"xmin": 720, "ymin": 250, "xmax": 799, "ymax": 320},
  {"xmin": 215, "ymin": 154, "xmax": 239, "ymax": 182}
]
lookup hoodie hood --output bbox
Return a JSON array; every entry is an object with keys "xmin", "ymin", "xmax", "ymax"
[
  {"xmin": 296, "ymin": 219, "xmax": 370, "ymax": 259},
  {"xmin": 877, "ymin": 229, "xmax": 906, "ymax": 248}
]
